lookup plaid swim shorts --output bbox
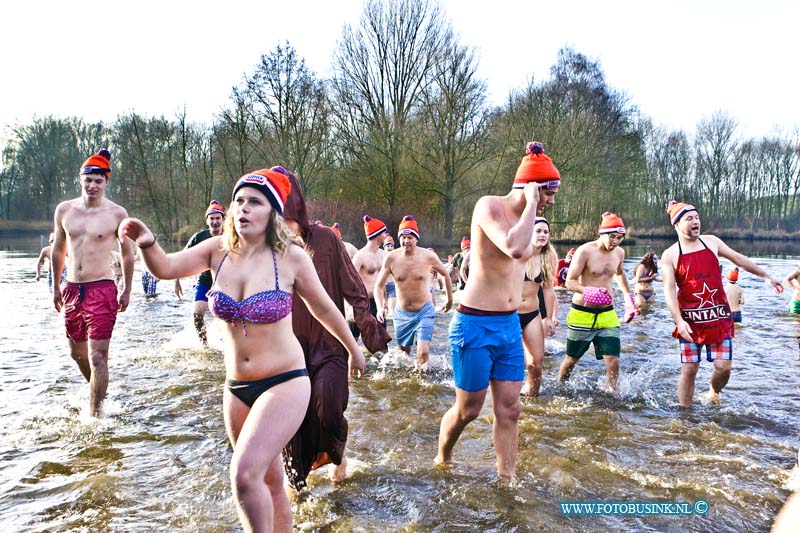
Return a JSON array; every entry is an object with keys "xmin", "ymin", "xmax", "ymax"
[{"xmin": 679, "ymin": 338, "xmax": 733, "ymax": 364}]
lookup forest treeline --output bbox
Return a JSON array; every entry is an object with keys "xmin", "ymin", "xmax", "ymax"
[{"xmin": 1, "ymin": 0, "xmax": 798, "ymax": 244}]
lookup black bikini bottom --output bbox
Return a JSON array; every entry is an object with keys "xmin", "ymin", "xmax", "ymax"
[
  {"xmin": 226, "ymin": 368, "xmax": 309, "ymax": 408},
  {"xmin": 518, "ymin": 309, "xmax": 541, "ymax": 331}
]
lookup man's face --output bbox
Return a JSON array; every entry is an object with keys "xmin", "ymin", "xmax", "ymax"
[
  {"xmin": 399, "ymin": 234, "xmax": 417, "ymax": 250},
  {"xmin": 207, "ymin": 213, "xmax": 224, "ymax": 235},
  {"xmin": 600, "ymin": 232, "xmax": 625, "ymax": 250},
  {"xmin": 676, "ymin": 211, "xmax": 701, "ymax": 239},
  {"xmin": 537, "ymin": 184, "xmax": 558, "ymax": 214},
  {"xmin": 80, "ymin": 174, "xmax": 107, "ymax": 199}
]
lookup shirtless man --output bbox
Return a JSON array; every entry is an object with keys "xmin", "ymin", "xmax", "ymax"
[
  {"xmin": 374, "ymin": 216, "xmax": 453, "ymax": 370},
  {"xmin": 558, "ymin": 212, "xmax": 638, "ymax": 392},
  {"xmin": 661, "ymin": 201, "xmax": 783, "ymax": 407},
  {"xmin": 52, "ymin": 149, "xmax": 134, "ymax": 416},
  {"xmin": 348, "ymin": 215, "xmax": 388, "ymax": 339},
  {"xmin": 436, "ymin": 140, "xmax": 559, "ymax": 479},
  {"xmin": 175, "ymin": 200, "xmax": 225, "ymax": 345},
  {"xmin": 785, "ymin": 264, "xmax": 800, "ymax": 315}
]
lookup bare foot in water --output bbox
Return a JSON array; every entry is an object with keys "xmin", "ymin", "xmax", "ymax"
[
  {"xmin": 433, "ymin": 455, "xmax": 452, "ymax": 470},
  {"xmin": 706, "ymin": 388, "xmax": 721, "ymax": 404},
  {"xmin": 330, "ymin": 456, "xmax": 347, "ymax": 483}
]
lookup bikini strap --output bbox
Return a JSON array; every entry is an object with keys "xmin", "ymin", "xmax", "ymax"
[
  {"xmin": 214, "ymin": 253, "xmax": 229, "ymax": 280},
  {"xmin": 271, "ymin": 248, "xmax": 280, "ymax": 290}
]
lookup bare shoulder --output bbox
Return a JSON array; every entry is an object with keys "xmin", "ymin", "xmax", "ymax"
[
  {"xmin": 661, "ymin": 243, "xmax": 679, "ymax": 267},
  {"xmin": 54, "ymin": 199, "xmax": 77, "ymax": 218},
  {"xmin": 105, "ymin": 199, "xmax": 129, "ymax": 221}
]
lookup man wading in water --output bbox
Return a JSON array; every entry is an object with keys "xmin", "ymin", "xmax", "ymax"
[
  {"xmin": 52, "ymin": 149, "xmax": 134, "ymax": 417},
  {"xmin": 661, "ymin": 200, "xmax": 783, "ymax": 407}
]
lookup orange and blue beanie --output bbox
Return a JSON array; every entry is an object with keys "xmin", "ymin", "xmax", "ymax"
[
  {"xmin": 232, "ymin": 169, "xmax": 291, "ymax": 215},
  {"xmin": 331, "ymin": 223, "xmax": 342, "ymax": 239},
  {"xmin": 80, "ymin": 149, "xmax": 112, "ymax": 179},
  {"xmin": 363, "ymin": 216, "xmax": 387, "ymax": 240},
  {"xmin": 666, "ymin": 200, "xmax": 697, "ymax": 225},
  {"xmin": 599, "ymin": 212, "xmax": 625, "ymax": 235},
  {"xmin": 514, "ymin": 142, "xmax": 560, "ymax": 189},
  {"xmin": 398, "ymin": 215, "xmax": 420, "ymax": 240},
  {"xmin": 460, "ymin": 236, "xmax": 470, "ymax": 252},
  {"xmin": 205, "ymin": 200, "xmax": 224, "ymax": 218}
]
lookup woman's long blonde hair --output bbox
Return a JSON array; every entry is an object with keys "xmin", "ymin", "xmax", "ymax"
[
  {"xmin": 524, "ymin": 220, "xmax": 558, "ymax": 286},
  {"xmin": 221, "ymin": 203, "xmax": 301, "ymax": 255}
]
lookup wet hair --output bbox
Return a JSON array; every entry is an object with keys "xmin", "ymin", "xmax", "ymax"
[
  {"xmin": 221, "ymin": 203, "xmax": 301, "ymax": 256},
  {"xmin": 638, "ymin": 252, "xmax": 658, "ymax": 275}
]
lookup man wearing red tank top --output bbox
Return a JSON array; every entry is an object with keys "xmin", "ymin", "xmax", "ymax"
[{"xmin": 660, "ymin": 201, "xmax": 783, "ymax": 408}]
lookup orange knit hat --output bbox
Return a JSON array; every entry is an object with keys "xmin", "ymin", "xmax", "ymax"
[
  {"xmin": 514, "ymin": 142, "xmax": 560, "ymax": 189},
  {"xmin": 80, "ymin": 149, "xmax": 112, "ymax": 179},
  {"xmin": 383, "ymin": 235, "xmax": 395, "ymax": 248},
  {"xmin": 232, "ymin": 169, "xmax": 291, "ymax": 215},
  {"xmin": 460, "ymin": 236, "xmax": 470, "ymax": 252},
  {"xmin": 205, "ymin": 200, "xmax": 225, "ymax": 218},
  {"xmin": 398, "ymin": 215, "xmax": 420, "ymax": 240},
  {"xmin": 331, "ymin": 222, "xmax": 342, "ymax": 239},
  {"xmin": 599, "ymin": 212, "xmax": 626, "ymax": 235},
  {"xmin": 666, "ymin": 200, "xmax": 697, "ymax": 225},
  {"xmin": 363, "ymin": 216, "xmax": 387, "ymax": 240},
  {"xmin": 726, "ymin": 267, "xmax": 739, "ymax": 282}
]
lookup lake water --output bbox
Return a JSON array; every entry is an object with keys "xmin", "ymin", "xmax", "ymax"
[{"xmin": 1, "ymin": 235, "xmax": 799, "ymax": 532}]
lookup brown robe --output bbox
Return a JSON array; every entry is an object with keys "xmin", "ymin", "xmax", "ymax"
[{"xmin": 281, "ymin": 170, "xmax": 391, "ymax": 490}]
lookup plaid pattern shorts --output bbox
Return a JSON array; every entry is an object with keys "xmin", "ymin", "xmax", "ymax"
[{"xmin": 679, "ymin": 338, "xmax": 733, "ymax": 364}]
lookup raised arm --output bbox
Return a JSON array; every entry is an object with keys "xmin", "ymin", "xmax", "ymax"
[
  {"xmin": 476, "ymin": 183, "xmax": 539, "ymax": 260},
  {"xmin": 118, "ymin": 218, "xmax": 216, "ymax": 281},
  {"xmin": 292, "ymin": 246, "xmax": 365, "ymax": 377}
]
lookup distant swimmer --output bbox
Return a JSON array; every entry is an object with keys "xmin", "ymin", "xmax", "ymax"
[
  {"xmin": 174, "ymin": 200, "xmax": 225, "ymax": 345},
  {"xmin": 785, "ymin": 264, "xmax": 800, "ymax": 315},
  {"xmin": 52, "ymin": 149, "xmax": 134, "ymax": 417},
  {"xmin": 436, "ymin": 141, "xmax": 559, "ymax": 479},
  {"xmin": 723, "ymin": 268, "xmax": 744, "ymax": 323},
  {"xmin": 120, "ymin": 168, "xmax": 362, "ymax": 532},
  {"xmin": 632, "ymin": 252, "xmax": 659, "ymax": 307},
  {"xmin": 519, "ymin": 217, "xmax": 558, "ymax": 397},
  {"xmin": 36, "ymin": 232, "xmax": 68, "ymax": 289},
  {"xmin": 558, "ymin": 212, "xmax": 639, "ymax": 392},
  {"xmin": 374, "ymin": 216, "xmax": 453, "ymax": 371},
  {"xmin": 660, "ymin": 201, "xmax": 783, "ymax": 407},
  {"xmin": 555, "ymin": 248, "xmax": 575, "ymax": 288},
  {"xmin": 382, "ymin": 235, "xmax": 397, "ymax": 318},
  {"xmin": 141, "ymin": 269, "xmax": 159, "ymax": 298}
]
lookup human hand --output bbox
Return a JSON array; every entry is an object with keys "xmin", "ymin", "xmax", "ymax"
[
  {"xmin": 118, "ymin": 291, "xmax": 130, "ymax": 312},
  {"xmin": 675, "ymin": 320, "xmax": 693, "ymax": 342},
  {"xmin": 174, "ymin": 280, "xmax": 183, "ymax": 299},
  {"xmin": 118, "ymin": 217, "xmax": 155, "ymax": 248},
  {"xmin": 583, "ymin": 286, "xmax": 612, "ymax": 306},
  {"xmin": 624, "ymin": 293, "xmax": 640, "ymax": 323},
  {"xmin": 53, "ymin": 286, "xmax": 63, "ymax": 312},
  {"xmin": 349, "ymin": 350, "xmax": 366, "ymax": 379},
  {"xmin": 441, "ymin": 298, "xmax": 452, "ymax": 313},
  {"xmin": 543, "ymin": 317, "xmax": 555, "ymax": 337},
  {"xmin": 523, "ymin": 182, "xmax": 540, "ymax": 208},
  {"xmin": 375, "ymin": 308, "xmax": 385, "ymax": 324},
  {"xmin": 769, "ymin": 277, "xmax": 784, "ymax": 295}
]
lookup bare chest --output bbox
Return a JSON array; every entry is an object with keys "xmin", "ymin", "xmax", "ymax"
[
  {"xmin": 64, "ymin": 210, "xmax": 119, "ymax": 245},
  {"xmin": 393, "ymin": 257, "xmax": 429, "ymax": 284}
]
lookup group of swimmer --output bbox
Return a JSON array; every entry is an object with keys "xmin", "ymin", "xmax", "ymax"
[{"xmin": 44, "ymin": 143, "xmax": 793, "ymax": 532}]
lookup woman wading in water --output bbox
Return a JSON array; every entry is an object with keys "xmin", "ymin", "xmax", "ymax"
[{"xmin": 119, "ymin": 169, "xmax": 363, "ymax": 533}]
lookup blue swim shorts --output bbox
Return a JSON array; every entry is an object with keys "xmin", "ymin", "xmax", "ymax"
[
  {"xmin": 194, "ymin": 281, "xmax": 211, "ymax": 302},
  {"xmin": 385, "ymin": 281, "xmax": 396, "ymax": 298},
  {"xmin": 449, "ymin": 309, "xmax": 524, "ymax": 392},
  {"xmin": 394, "ymin": 300, "xmax": 435, "ymax": 348}
]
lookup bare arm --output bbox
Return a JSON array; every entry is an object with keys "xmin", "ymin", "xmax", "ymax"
[
  {"xmin": 460, "ymin": 251, "xmax": 470, "ymax": 282},
  {"xmin": 431, "ymin": 253, "xmax": 453, "ymax": 312},
  {"xmin": 476, "ymin": 183, "xmax": 540, "ymax": 260},
  {"xmin": 713, "ymin": 236, "xmax": 783, "ymax": 294},
  {"xmin": 372, "ymin": 254, "xmax": 392, "ymax": 323},
  {"xmin": 661, "ymin": 248, "xmax": 692, "ymax": 341},
  {"xmin": 565, "ymin": 247, "xmax": 588, "ymax": 294},
  {"xmin": 293, "ymin": 247, "xmax": 365, "ymax": 376},
  {"xmin": 51, "ymin": 204, "xmax": 69, "ymax": 311},
  {"xmin": 117, "ymin": 223, "xmax": 135, "ymax": 311},
  {"xmin": 35, "ymin": 246, "xmax": 49, "ymax": 281},
  {"xmin": 118, "ymin": 218, "xmax": 216, "ymax": 280},
  {"xmin": 614, "ymin": 251, "xmax": 633, "ymax": 297},
  {"xmin": 785, "ymin": 267, "xmax": 800, "ymax": 290}
]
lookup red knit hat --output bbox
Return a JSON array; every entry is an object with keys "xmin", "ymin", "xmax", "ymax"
[
  {"xmin": 383, "ymin": 235, "xmax": 395, "ymax": 248},
  {"xmin": 232, "ymin": 169, "xmax": 291, "ymax": 215},
  {"xmin": 205, "ymin": 200, "xmax": 225, "ymax": 218},
  {"xmin": 566, "ymin": 248, "xmax": 576, "ymax": 258},
  {"xmin": 666, "ymin": 200, "xmax": 697, "ymax": 225},
  {"xmin": 599, "ymin": 212, "xmax": 626, "ymax": 235},
  {"xmin": 363, "ymin": 216, "xmax": 387, "ymax": 240},
  {"xmin": 726, "ymin": 267, "xmax": 739, "ymax": 282},
  {"xmin": 331, "ymin": 222, "xmax": 342, "ymax": 239},
  {"xmin": 514, "ymin": 142, "xmax": 560, "ymax": 189},
  {"xmin": 460, "ymin": 236, "xmax": 470, "ymax": 252},
  {"xmin": 80, "ymin": 149, "xmax": 112, "ymax": 179},
  {"xmin": 398, "ymin": 215, "xmax": 420, "ymax": 240}
]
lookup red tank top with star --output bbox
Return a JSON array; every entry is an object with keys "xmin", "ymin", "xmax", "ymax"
[{"xmin": 673, "ymin": 238, "xmax": 734, "ymax": 344}]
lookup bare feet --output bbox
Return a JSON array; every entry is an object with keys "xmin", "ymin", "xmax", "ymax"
[
  {"xmin": 706, "ymin": 387, "xmax": 721, "ymax": 404},
  {"xmin": 330, "ymin": 456, "xmax": 348, "ymax": 483}
]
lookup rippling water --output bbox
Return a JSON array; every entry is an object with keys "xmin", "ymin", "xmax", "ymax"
[{"xmin": 1, "ymin": 238, "xmax": 799, "ymax": 532}]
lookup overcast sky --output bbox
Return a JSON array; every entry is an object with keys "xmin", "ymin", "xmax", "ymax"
[{"xmin": 1, "ymin": 0, "xmax": 798, "ymax": 140}]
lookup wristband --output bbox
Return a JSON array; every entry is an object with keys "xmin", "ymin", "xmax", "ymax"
[{"xmin": 140, "ymin": 234, "xmax": 158, "ymax": 249}]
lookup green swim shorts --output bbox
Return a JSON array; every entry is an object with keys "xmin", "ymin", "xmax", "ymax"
[
  {"xmin": 789, "ymin": 299, "xmax": 800, "ymax": 315},
  {"xmin": 566, "ymin": 304, "xmax": 621, "ymax": 359}
]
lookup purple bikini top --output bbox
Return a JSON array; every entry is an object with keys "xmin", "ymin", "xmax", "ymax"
[{"xmin": 207, "ymin": 249, "xmax": 292, "ymax": 335}]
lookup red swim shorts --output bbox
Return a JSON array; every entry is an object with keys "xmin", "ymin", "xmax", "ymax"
[{"xmin": 62, "ymin": 279, "xmax": 118, "ymax": 342}]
